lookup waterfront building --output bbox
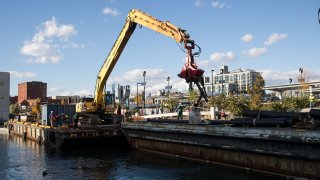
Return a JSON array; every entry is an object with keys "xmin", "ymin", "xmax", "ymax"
[
  {"xmin": 18, "ymin": 81, "xmax": 47, "ymax": 104},
  {"xmin": 50, "ymin": 96, "xmax": 78, "ymax": 104},
  {"xmin": 204, "ymin": 65, "xmax": 261, "ymax": 95},
  {"xmin": 0, "ymin": 72, "xmax": 10, "ymax": 124}
]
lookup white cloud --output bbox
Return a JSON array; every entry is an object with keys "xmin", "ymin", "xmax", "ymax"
[
  {"xmin": 195, "ymin": 0, "xmax": 206, "ymax": 7},
  {"xmin": 242, "ymin": 47, "xmax": 267, "ymax": 58},
  {"xmin": 173, "ymin": 79, "xmax": 189, "ymax": 92},
  {"xmin": 209, "ymin": 51, "xmax": 236, "ymax": 63},
  {"xmin": 260, "ymin": 69, "xmax": 296, "ymax": 81},
  {"xmin": 197, "ymin": 60, "xmax": 210, "ymax": 66},
  {"xmin": 107, "ymin": 68, "xmax": 191, "ymax": 95},
  {"xmin": 195, "ymin": 0, "xmax": 202, "ymax": 7},
  {"xmin": 21, "ymin": 41, "xmax": 61, "ymax": 63},
  {"xmin": 47, "ymin": 67, "xmax": 201, "ymax": 97},
  {"xmin": 102, "ymin": 7, "xmax": 121, "ymax": 16},
  {"xmin": 260, "ymin": 68, "xmax": 320, "ymax": 85},
  {"xmin": 241, "ymin": 34, "xmax": 253, "ymax": 43},
  {"xmin": 110, "ymin": 68, "xmax": 170, "ymax": 84},
  {"xmin": 62, "ymin": 42, "xmax": 85, "ymax": 49},
  {"xmin": 48, "ymin": 87, "xmax": 93, "ymax": 96},
  {"xmin": 211, "ymin": 1, "xmax": 226, "ymax": 8},
  {"xmin": 37, "ymin": 17, "xmax": 76, "ymax": 40},
  {"xmin": 21, "ymin": 17, "xmax": 78, "ymax": 64},
  {"xmin": 264, "ymin": 33, "xmax": 288, "ymax": 46},
  {"xmin": 9, "ymin": 71, "xmax": 36, "ymax": 78}
]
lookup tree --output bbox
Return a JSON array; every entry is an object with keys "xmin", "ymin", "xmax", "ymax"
[
  {"xmin": 9, "ymin": 103, "xmax": 20, "ymax": 115},
  {"xmin": 165, "ymin": 98, "xmax": 178, "ymax": 112},
  {"xmin": 206, "ymin": 94, "xmax": 249, "ymax": 117},
  {"xmin": 134, "ymin": 94, "xmax": 143, "ymax": 105},
  {"xmin": 188, "ymin": 89, "xmax": 198, "ymax": 105},
  {"xmin": 261, "ymin": 97, "xmax": 310, "ymax": 112},
  {"xmin": 206, "ymin": 94, "xmax": 227, "ymax": 110},
  {"xmin": 248, "ymin": 74, "xmax": 265, "ymax": 110},
  {"xmin": 227, "ymin": 95, "xmax": 249, "ymax": 117}
]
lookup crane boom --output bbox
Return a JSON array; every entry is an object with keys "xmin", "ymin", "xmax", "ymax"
[{"xmin": 94, "ymin": 9, "xmax": 197, "ymax": 107}]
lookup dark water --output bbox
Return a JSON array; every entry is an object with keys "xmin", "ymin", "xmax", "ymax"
[{"xmin": 0, "ymin": 130, "xmax": 285, "ymax": 180}]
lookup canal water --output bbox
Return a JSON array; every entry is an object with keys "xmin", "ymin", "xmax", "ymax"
[{"xmin": 0, "ymin": 129, "xmax": 285, "ymax": 180}]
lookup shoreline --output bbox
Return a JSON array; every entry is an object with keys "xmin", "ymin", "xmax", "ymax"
[{"xmin": 0, "ymin": 126, "xmax": 8, "ymax": 133}]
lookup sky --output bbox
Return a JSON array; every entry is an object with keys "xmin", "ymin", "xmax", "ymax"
[{"xmin": 1, "ymin": 0, "xmax": 320, "ymax": 97}]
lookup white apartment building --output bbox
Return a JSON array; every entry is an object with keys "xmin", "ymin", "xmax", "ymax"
[{"xmin": 204, "ymin": 66, "xmax": 261, "ymax": 95}]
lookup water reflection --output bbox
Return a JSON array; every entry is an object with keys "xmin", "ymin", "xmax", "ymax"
[{"xmin": 0, "ymin": 131, "xmax": 285, "ymax": 180}]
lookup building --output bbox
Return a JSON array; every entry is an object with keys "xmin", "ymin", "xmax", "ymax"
[
  {"xmin": 18, "ymin": 81, "xmax": 47, "ymax": 104},
  {"xmin": 204, "ymin": 65, "xmax": 261, "ymax": 95},
  {"xmin": 0, "ymin": 72, "xmax": 10, "ymax": 124},
  {"xmin": 10, "ymin": 96, "xmax": 18, "ymax": 104},
  {"xmin": 50, "ymin": 96, "xmax": 78, "ymax": 104}
]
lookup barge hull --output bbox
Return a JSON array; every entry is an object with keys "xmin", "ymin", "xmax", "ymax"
[{"xmin": 121, "ymin": 121, "xmax": 320, "ymax": 179}]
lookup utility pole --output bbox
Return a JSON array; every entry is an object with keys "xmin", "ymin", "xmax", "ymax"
[
  {"xmin": 143, "ymin": 71, "xmax": 146, "ymax": 109},
  {"xmin": 211, "ymin": 70, "xmax": 215, "ymax": 98},
  {"xmin": 289, "ymin": 78, "xmax": 292, "ymax": 98}
]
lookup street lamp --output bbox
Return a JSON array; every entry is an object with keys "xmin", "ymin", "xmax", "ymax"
[
  {"xmin": 211, "ymin": 70, "xmax": 215, "ymax": 98},
  {"xmin": 289, "ymin": 78, "xmax": 293, "ymax": 98},
  {"xmin": 299, "ymin": 68, "xmax": 303, "ymax": 80},
  {"xmin": 142, "ymin": 71, "xmax": 146, "ymax": 109},
  {"xmin": 167, "ymin": 76, "xmax": 170, "ymax": 96}
]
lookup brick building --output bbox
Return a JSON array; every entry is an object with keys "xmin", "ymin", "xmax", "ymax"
[{"xmin": 18, "ymin": 81, "xmax": 47, "ymax": 104}]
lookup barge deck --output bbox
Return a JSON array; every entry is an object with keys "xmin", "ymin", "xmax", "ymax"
[{"xmin": 7, "ymin": 121, "xmax": 127, "ymax": 148}]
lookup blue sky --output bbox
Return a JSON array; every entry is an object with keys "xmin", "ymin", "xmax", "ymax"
[{"xmin": 1, "ymin": 0, "xmax": 320, "ymax": 96}]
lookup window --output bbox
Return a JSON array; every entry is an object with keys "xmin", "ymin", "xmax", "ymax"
[
  {"xmin": 204, "ymin": 77, "xmax": 210, "ymax": 83},
  {"xmin": 207, "ymin": 86, "xmax": 211, "ymax": 92},
  {"xmin": 230, "ymin": 76, "xmax": 234, "ymax": 82},
  {"xmin": 225, "ymin": 75, "xmax": 229, "ymax": 83}
]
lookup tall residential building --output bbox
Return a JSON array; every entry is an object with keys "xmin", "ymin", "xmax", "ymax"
[
  {"xmin": 204, "ymin": 65, "xmax": 261, "ymax": 95},
  {"xmin": 0, "ymin": 72, "xmax": 10, "ymax": 123},
  {"xmin": 18, "ymin": 81, "xmax": 47, "ymax": 104}
]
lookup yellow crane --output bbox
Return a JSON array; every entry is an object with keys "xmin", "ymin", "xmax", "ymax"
[{"xmin": 76, "ymin": 9, "xmax": 207, "ymax": 123}]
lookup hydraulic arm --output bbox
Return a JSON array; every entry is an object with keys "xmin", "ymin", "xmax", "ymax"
[{"xmin": 94, "ymin": 9, "xmax": 208, "ymax": 110}]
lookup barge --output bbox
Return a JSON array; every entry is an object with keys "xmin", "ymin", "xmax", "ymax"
[
  {"xmin": 121, "ymin": 120, "xmax": 320, "ymax": 179},
  {"xmin": 7, "ymin": 121, "xmax": 127, "ymax": 148}
]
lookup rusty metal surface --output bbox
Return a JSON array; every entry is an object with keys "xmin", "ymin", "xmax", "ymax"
[{"xmin": 121, "ymin": 121, "xmax": 320, "ymax": 178}]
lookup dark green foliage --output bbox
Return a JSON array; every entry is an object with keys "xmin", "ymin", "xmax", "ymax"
[{"xmin": 9, "ymin": 103, "xmax": 20, "ymax": 115}]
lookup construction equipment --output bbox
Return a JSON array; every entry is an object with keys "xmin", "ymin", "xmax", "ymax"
[{"xmin": 78, "ymin": 9, "xmax": 208, "ymax": 124}]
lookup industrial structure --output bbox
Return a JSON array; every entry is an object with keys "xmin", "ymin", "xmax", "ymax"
[
  {"xmin": 76, "ymin": 9, "xmax": 207, "ymax": 121},
  {"xmin": 18, "ymin": 81, "xmax": 47, "ymax": 104},
  {"xmin": 204, "ymin": 65, "xmax": 260, "ymax": 95},
  {"xmin": 0, "ymin": 72, "xmax": 10, "ymax": 124},
  {"xmin": 6, "ymin": 9, "xmax": 320, "ymax": 179},
  {"xmin": 263, "ymin": 81, "xmax": 320, "ymax": 99}
]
